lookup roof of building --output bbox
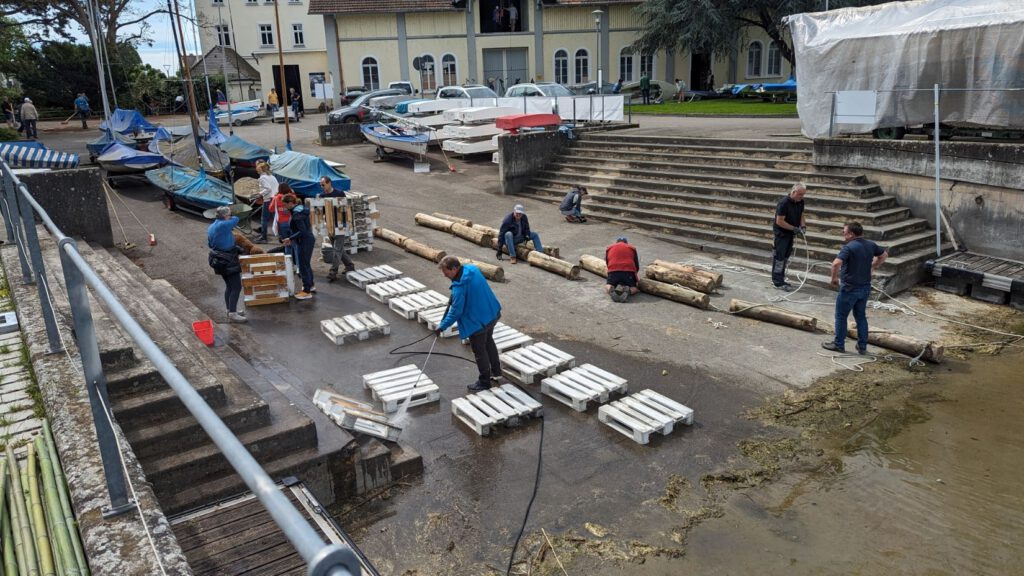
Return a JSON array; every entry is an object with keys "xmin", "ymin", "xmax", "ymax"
[
  {"xmin": 309, "ymin": 0, "xmax": 640, "ymax": 15},
  {"xmin": 187, "ymin": 46, "xmax": 260, "ymax": 82}
]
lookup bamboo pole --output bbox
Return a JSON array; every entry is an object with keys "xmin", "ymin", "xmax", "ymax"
[
  {"xmin": 414, "ymin": 213, "xmax": 455, "ymax": 234},
  {"xmin": 651, "ymin": 259, "xmax": 723, "ymax": 287},
  {"xmin": 456, "ymin": 257, "xmax": 505, "ymax": 282},
  {"xmin": 44, "ymin": 422, "xmax": 85, "ymax": 574},
  {"xmin": 729, "ymin": 299, "xmax": 818, "ymax": 332},
  {"xmin": 3, "ymin": 508, "xmax": 19, "ymax": 576},
  {"xmin": 526, "ymin": 251, "xmax": 580, "ymax": 279},
  {"xmin": 644, "ymin": 264, "xmax": 717, "ymax": 294},
  {"xmin": 7, "ymin": 445, "xmax": 38, "ymax": 576},
  {"xmin": 403, "ymin": 239, "xmax": 446, "ymax": 263},
  {"xmin": 432, "ymin": 212, "xmax": 472, "ymax": 227},
  {"xmin": 0, "ymin": 458, "xmax": 6, "ymax": 527},
  {"xmin": 450, "ymin": 223, "xmax": 494, "ymax": 246},
  {"xmin": 374, "ymin": 227, "xmax": 408, "ymax": 247},
  {"xmin": 37, "ymin": 436, "xmax": 78, "ymax": 575},
  {"xmin": 580, "ymin": 255, "xmax": 709, "ymax": 308},
  {"xmin": 845, "ymin": 324, "xmax": 944, "ymax": 363},
  {"xmin": 28, "ymin": 443, "xmax": 57, "ymax": 576}
]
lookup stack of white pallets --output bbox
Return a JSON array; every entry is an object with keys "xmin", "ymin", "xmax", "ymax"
[
  {"xmin": 320, "ymin": 312, "xmax": 391, "ymax": 345},
  {"xmin": 345, "ymin": 191, "xmax": 380, "ymax": 253},
  {"xmin": 363, "ymin": 365, "xmax": 440, "ymax": 412},
  {"xmin": 461, "ymin": 323, "xmax": 532, "ymax": 352},
  {"xmin": 389, "ymin": 290, "xmax": 449, "ymax": 320},
  {"xmin": 312, "ymin": 389, "xmax": 401, "ymax": 441},
  {"xmin": 540, "ymin": 364, "xmax": 629, "ymax": 412},
  {"xmin": 598, "ymin": 389, "xmax": 694, "ymax": 445},
  {"xmin": 499, "ymin": 342, "xmax": 575, "ymax": 384},
  {"xmin": 417, "ymin": 306, "xmax": 457, "ymax": 338},
  {"xmin": 451, "ymin": 384, "xmax": 543, "ymax": 436},
  {"xmin": 366, "ymin": 277, "xmax": 426, "ymax": 303},
  {"xmin": 441, "ymin": 106, "xmax": 519, "ymax": 155},
  {"xmin": 346, "ymin": 264, "xmax": 402, "ymax": 289}
]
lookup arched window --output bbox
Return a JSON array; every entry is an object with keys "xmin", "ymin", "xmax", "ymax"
[
  {"xmin": 639, "ymin": 53, "xmax": 654, "ymax": 78},
  {"xmin": 619, "ymin": 48, "xmax": 634, "ymax": 82},
  {"xmin": 574, "ymin": 49, "xmax": 589, "ymax": 84},
  {"xmin": 554, "ymin": 50, "xmax": 569, "ymax": 85},
  {"xmin": 441, "ymin": 54, "xmax": 457, "ymax": 87},
  {"xmin": 361, "ymin": 57, "xmax": 379, "ymax": 90},
  {"xmin": 766, "ymin": 42, "xmax": 782, "ymax": 76},
  {"xmin": 746, "ymin": 41, "xmax": 762, "ymax": 78},
  {"xmin": 419, "ymin": 54, "xmax": 436, "ymax": 91}
]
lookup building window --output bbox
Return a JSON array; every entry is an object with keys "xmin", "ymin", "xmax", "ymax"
[
  {"xmin": 362, "ymin": 57, "xmax": 380, "ymax": 90},
  {"xmin": 767, "ymin": 42, "xmax": 782, "ymax": 76},
  {"xmin": 746, "ymin": 41, "xmax": 762, "ymax": 77},
  {"xmin": 574, "ymin": 49, "xmax": 589, "ymax": 84},
  {"xmin": 480, "ymin": 0, "xmax": 526, "ymax": 34},
  {"xmin": 213, "ymin": 0, "xmax": 223, "ymax": 4},
  {"xmin": 216, "ymin": 24, "xmax": 231, "ymax": 47},
  {"xmin": 554, "ymin": 49, "xmax": 568, "ymax": 85},
  {"xmin": 246, "ymin": 0, "xmax": 256, "ymax": 4},
  {"xmin": 639, "ymin": 53, "xmax": 654, "ymax": 78},
  {"xmin": 419, "ymin": 54, "xmax": 436, "ymax": 92},
  {"xmin": 259, "ymin": 24, "xmax": 274, "ymax": 47},
  {"xmin": 441, "ymin": 54, "xmax": 457, "ymax": 87},
  {"xmin": 292, "ymin": 23, "xmax": 304, "ymax": 47},
  {"xmin": 619, "ymin": 49, "xmax": 633, "ymax": 82}
]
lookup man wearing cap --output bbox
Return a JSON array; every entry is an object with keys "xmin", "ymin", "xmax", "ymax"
[
  {"xmin": 605, "ymin": 236, "xmax": 640, "ymax": 302},
  {"xmin": 496, "ymin": 204, "xmax": 543, "ymax": 264},
  {"xmin": 436, "ymin": 256, "xmax": 503, "ymax": 391},
  {"xmin": 19, "ymin": 98, "xmax": 38, "ymax": 140},
  {"xmin": 559, "ymin": 185, "xmax": 588, "ymax": 223}
]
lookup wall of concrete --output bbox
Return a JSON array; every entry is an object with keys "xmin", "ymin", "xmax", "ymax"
[
  {"xmin": 21, "ymin": 168, "xmax": 113, "ymax": 247},
  {"xmin": 498, "ymin": 130, "xmax": 570, "ymax": 195},
  {"xmin": 814, "ymin": 139, "xmax": 1024, "ymax": 259},
  {"xmin": 318, "ymin": 123, "xmax": 363, "ymax": 146}
]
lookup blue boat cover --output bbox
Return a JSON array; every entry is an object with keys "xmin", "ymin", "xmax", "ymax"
[
  {"xmin": 99, "ymin": 108, "xmax": 158, "ymax": 135},
  {"xmin": 96, "ymin": 142, "xmax": 167, "ymax": 169},
  {"xmin": 145, "ymin": 166, "xmax": 234, "ymax": 209},
  {"xmin": 206, "ymin": 108, "xmax": 228, "ymax": 145},
  {"xmin": 270, "ymin": 151, "xmax": 351, "ymax": 197},
  {"xmin": 87, "ymin": 129, "xmax": 134, "ymax": 156},
  {"xmin": 395, "ymin": 99, "xmax": 430, "ymax": 114},
  {"xmin": 0, "ymin": 143, "xmax": 79, "ymax": 169},
  {"xmin": 219, "ymin": 135, "xmax": 271, "ymax": 162}
]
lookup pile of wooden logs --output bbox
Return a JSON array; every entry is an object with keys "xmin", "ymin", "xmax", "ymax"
[
  {"xmin": 373, "ymin": 227, "xmax": 505, "ymax": 281},
  {"xmin": 579, "ymin": 254, "xmax": 709, "ymax": 309},
  {"xmin": 644, "ymin": 261, "xmax": 721, "ymax": 294}
]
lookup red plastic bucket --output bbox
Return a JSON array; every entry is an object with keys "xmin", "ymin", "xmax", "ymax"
[{"xmin": 192, "ymin": 320, "xmax": 215, "ymax": 346}]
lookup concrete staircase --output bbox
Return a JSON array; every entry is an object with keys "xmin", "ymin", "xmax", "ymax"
[
  {"xmin": 38, "ymin": 236, "xmax": 420, "ymax": 516},
  {"xmin": 524, "ymin": 133, "xmax": 947, "ymax": 291}
]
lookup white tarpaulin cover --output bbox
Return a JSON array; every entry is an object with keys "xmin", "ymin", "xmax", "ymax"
[{"xmin": 786, "ymin": 0, "xmax": 1024, "ymax": 138}]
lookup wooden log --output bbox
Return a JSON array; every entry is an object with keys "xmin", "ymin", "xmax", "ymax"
[
  {"xmin": 579, "ymin": 254, "xmax": 609, "ymax": 277},
  {"xmin": 414, "ymin": 213, "xmax": 454, "ymax": 233},
  {"xmin": 374, "ymin": 227, "xmax": 408, "ymax": 247},
  {"xmin": 644, "ymin": 264, "xmax": 716, "ymax": 294},
  {"xmin": 523, "ymin": 241, "xmax": 560, "ymax": 259},
  {"xmin": 526, "ymin": 251, "xmax": 580, "ymax": 279},
  {"xmin": 457, "ymin": 257, "xmax": 505, "ymax": 282},
  {"xmin": 451, "ymin": 222, "xmax": 494, "ymax": 246},
  {"xmin": 651, "ymin": 259, "xmax": 723, "ymax": 287},
  {"xmin": 729, "ymin": 299, "xmax": 817, "ymax": 332},
  {"xmin": 233, "ymin": 230, "xmax": 265, "ymax": 255},
  {"xmin": 473, "ymin": 224, "xmax": 498, "ymax": 235},
  {"xmin": 432, "ymin": 212, "xmax": 472, "ymax": 227},
  {"xmin": 638, "ymin": 278, "xmax": 709, "ymax": 309},
  {"xmin": 403, "ymin": 239, "xmax": 446, "ymax": 263},
  {"xmin": 846, "ymin": 324, "xmax": 944, "ymax": 363}
]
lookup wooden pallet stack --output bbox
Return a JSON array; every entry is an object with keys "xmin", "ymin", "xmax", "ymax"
[
  {"xmin": 240, "ymin": 254, "xmax": 294, "ymax": 306},
  {"xmin": 598, "ymin": 390, "xmax": 694, "ymax": 445},
  {"xmin": 451, "ymin": 384, "xmax": 543, "ymax": 436},
  {"xmin": 307, "ymin": 192, "xmax": 379, "ymax": 255},
  {"xmin": 363, "ymin": 365, "xmax": 440, "ymax": 413},
  {"xmin": 313, "ymin": 389, "xmax": 401, "ymax": 441},
  {"xmin": 320, "ymin": 312, "xmax": 391, "ymax": 345}
]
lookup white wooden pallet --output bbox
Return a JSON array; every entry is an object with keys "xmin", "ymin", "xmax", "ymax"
[
  {"xmin": 362, "ymin": 365, "xmax": 440, "ymax": 413},
  {"xmin": 461, "ymin": 322, "xmax": 533, "ymax": 352},
  {"xmin": 320, "ymin": 312, "xmax": 391, "ymax": 345},
  {"xmin": 389, "ymin": 290, "xmax": 449, "ymax": 320},
  {"xmin": 540, "ymin": 364, "xmax": 629, "ymax": 412},
  {"xmin": 417, "ymin": 306, "xmax": 458, "ymax": 338},
  {"xmin": 346, "ymin": 265, "xmax": 403, "ymax": 289},
  {"xmin": 499, "ymin": 342, "xmax": 575, "ymax": 384},
  {"xmin": 451, "ymin": 384, "xmax": 543, "ymax": 436},
  {"xmin": 598, "ymin": 389, "xmax": 694, "ymax": 445},
  {"xmin": 312, "ymin": 389, "xmax": 401, "ymax": 441},
  {"xmin": 366, "ymin": 277, "xmax": 427, "ymax": 303}
]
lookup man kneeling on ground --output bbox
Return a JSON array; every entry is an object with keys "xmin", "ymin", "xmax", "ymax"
[
  {"xmin": 605, "ymin": 236, "xmax": 640, "ymax": 302},
  {"xmin": 559, "ymin": 185, "xmax": 588, "ymax": 223},
  {"xmin": 496, "ymin": 204, "xmax": 543, "ymax": 264}
]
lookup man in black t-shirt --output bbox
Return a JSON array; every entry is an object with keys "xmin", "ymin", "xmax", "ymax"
[
  {"xmin": 771, "ymin": 183, "xmax": 807, "ymax": 290},
  {"xmin": 822, "ymin": 221, "xmax": 887, "ymax": 354}
]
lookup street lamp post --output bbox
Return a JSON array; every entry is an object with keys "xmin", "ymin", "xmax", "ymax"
[{"xmin": 592, "ymin": 9, "xmax": 604, "ymax": 94}]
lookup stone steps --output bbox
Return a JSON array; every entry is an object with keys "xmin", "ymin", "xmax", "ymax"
[
  {"xmin": 580, "ymin": 133, "xmax": 814, "ymax": 154},
  {"xmin": 564, "ymin": 145, "xmax": 815, "ymax": 172}
]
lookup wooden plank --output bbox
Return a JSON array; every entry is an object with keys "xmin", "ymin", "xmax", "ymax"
[{"xmin": 598, "ymin": 404, "xmax": 654, "ymax": 444}]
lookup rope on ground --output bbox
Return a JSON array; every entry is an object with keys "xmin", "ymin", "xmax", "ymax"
[{"xmin": 102, "ymin": 181, "xmax": 134, "ymax": 248}]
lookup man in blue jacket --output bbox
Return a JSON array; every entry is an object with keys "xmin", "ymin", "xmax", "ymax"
[
  {"xmin": 496, "ymin": 204, "xmax": 543, "ymax": 264},
  {"xmin": 436, "ymin": 256, "xmax": 503, "ymax": 391}
]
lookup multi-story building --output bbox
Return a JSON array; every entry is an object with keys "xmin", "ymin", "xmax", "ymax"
[{"xmin": 195, "ymin": 0, "xmax": 794, "ymax": 110}]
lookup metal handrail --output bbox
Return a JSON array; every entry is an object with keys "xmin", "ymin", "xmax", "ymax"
[{"xmin": 0, "ymin": 160, "xmax": 357, "ymax": 576}]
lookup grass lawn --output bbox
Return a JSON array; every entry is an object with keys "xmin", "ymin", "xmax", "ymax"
[{"xmin": 626, "ymin": 99, "xmax": 797, "ymax": 116}]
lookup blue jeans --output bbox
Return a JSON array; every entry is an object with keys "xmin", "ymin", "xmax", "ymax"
[
  {"xmin": 833, "ymin": 285, "xmax": 871, "ymax": 351},
  {"xmin": 503, "ymin": 231, "xmax": 542, "ymax": 257},
  {"xmin": 259, "ymin": 203, "xmax": 273, "ymax": 240},
  {"xmin": 295, "ymin": 236, "xmax": 315, "ymax": 291},
  {"xmin": 278, "ymin": 221, "xmax": 293, "ymax": 262}
]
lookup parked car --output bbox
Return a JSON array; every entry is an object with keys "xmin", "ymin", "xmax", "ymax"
[
  {"xmin": 328, "ymin": 88, "xmax": 407, "ymax": 124},
  {"xmin": 339, "ymin": 86, "xmax": 368, "ymax": 106},
  {"xmin": 388, "ymin": 81, "xmax": 416, "ymax": 95},
  {"xmin": 569, "ymin": 81, "xmax": 618, "ymax": 95},
  {"xmin": 504, "ymin": 82, "xmax": 574, "ymax": 97},
  {"xmin": 436, "ymin": 85, "xmax": 499, "ymax": 99}
]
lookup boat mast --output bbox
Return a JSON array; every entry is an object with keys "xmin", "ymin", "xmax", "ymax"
[
  {"xmin": 170, "ymin": 0, "xmax": 204, "ymax": 158},
  {"xmin": 216, "ymin": 4, "xmax": 235, "ymax": 134},
  {"xmin": 272, "ymin": 0, "xmax": 292, "ymax": 150},
  {"xmin": 85, "ymin": 0, "xmax": 112, "ymax": 121}
]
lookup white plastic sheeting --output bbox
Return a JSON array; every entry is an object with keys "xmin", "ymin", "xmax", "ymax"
[
  {"xmin": 786, "ymin": 0, "xmax": 1024, "ymax": 138},
  {"xmin": 406, "ymin": 96, "xmax": 624, "ymax": 121}
]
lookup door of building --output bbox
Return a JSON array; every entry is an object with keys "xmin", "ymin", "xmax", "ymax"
[
  {"xmin": 690, "ymin": 54, "xmax": 712, "ymax": 91},
  {"xmin": 482, "ymin": 48, "xmax": 528, "ymax": 96},
  {"xmin": 272, "ymin": 64, "xmax": 302, "ymax": 106}
]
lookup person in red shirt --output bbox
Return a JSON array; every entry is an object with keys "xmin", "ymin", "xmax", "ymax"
[
  {"xmin": 267, "ymin": 183, "xmax": 295, "ymax": 262},
  {"xmin": 605, "ymin": 236, "xmax": 640, "ymax": 302}
]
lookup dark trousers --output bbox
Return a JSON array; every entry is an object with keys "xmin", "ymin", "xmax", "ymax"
[
  {"xmin": 295, "ymin": 236, "xmax": 315, "ymax": 291},
  {"xmin": 772, "ymin": 231, "xmax": 795, "ymax": 286},
  {"xmin": 641, "ymin": 88, "xmax": 651, "ymax": 105},
  {"xmin": 78, "ymin": 110, "xmax": 89, "ymax": 128},
  {"xmin": 321, "ymin": 238, "xmax": 353, "ymax": 277},
  {"xmin": 467, "ymin": 317, "xmax": 501, "ymax": 386},
  {"xmin": 22, "ymin": 119, "xmax": 37, "ymax": 139},
  {"xmin": 222, "ymin": 271, "xmax": 242, "ymax": 312}
]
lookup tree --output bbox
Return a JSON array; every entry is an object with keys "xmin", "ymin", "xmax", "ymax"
[
  {"xmin": 9, "ymin": 40, "xmax": 145, "ymax": 109},
  {"xmin": 631, "ymin": 0, "xmax": 903, "ymax": 69}
]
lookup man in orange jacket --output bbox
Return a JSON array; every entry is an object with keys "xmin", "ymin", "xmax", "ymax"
[{"xmin": 605, "ymin": 236, "xmax": 640, "ymax": 302}]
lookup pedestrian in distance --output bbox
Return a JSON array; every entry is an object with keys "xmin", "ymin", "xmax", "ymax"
[
  {"xmin": 3, "ymin": 99, "xmax": 15, "ymax": 128},
  {"xmin": 289, "ymin": 88, "xmax": 302, "ymax": 121},
  {"xmin": 559, "ymin": 185, "xmax": 588, "ymax": 223},
  {"xmin": 74, "ymin": 93, "xmax": 91, "ymax": 129},
  {"xmin": 254, "ymin": 160, "xmax": 279, "ymax": 242},
  {"xmin": 280, "ymin": 194, "xmax": 316, "ymax": 300},
  {"xmin": 142, "ymin": 93, "xmax": 156, "ymax": 116},
  {"xmin": 317, "ymin": 176, "xmax": 356, "ymax": 281},
  {"xmin": 435, "ymin": 256, "xmax": 503, "ymax": 391},
  {"xmin": 822, "ymin": 222, "xmax": 887, "ymax": 354},
  {"xmin": 612, "ymin": 78, "xmax": 623, "ymax": 94},
  {"xmin": 605, "ymin": 236, "xmax": 640, "ymax": 302},
  {"xmin": 19, "ymin": 98, "xmax": 38, "ymax": 140},
  {"xmin": 207, "ymin": 205, "xmax": 247, "ymax": 322},
  {"xmin": 496, "ymin": 204, "xmax": 543, "ymax": 264},
  {"xmin": 508, "ymin": 3, "xmax": 519, "ymax": 31},
  {"xmin": 640, "ymin": 72, "xmax": 651, "ymax": 105},
  {"xmin": 268, "ymin": 88, "xmax": 279, "ymax": 112},
  {"xmin": 772, "ymin": 182, "xmax": 807, "ymax": 291},
  {"xmin": 216, "ymin": 88, "xmax": 227, "ymax": 104},
  {"xmin": 675, "ymin": 78, "xmax": 687, "ymax": 102}
]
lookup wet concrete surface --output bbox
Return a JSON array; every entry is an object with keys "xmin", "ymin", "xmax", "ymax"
[{"xmin": 30, "ymin": 115, "xmax": 1024, "ymax": 573}]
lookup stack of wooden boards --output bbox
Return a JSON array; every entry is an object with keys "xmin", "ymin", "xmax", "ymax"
[
  {"xmin": 307, "ymin": 192, "xmax": 380, "ymax": 255},
  {"xmin": 239, "ymin": 254, "xmax": 294, "ymax": 306}
]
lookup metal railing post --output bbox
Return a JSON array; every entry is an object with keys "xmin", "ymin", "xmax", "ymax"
[
  {"xmin": 933, "ymin": 83, "xmax": 942, "ymax": 257},
  {"xmin": 0, "ymin": 171, "xmax": 15, "ymax": 242},
  {"xmin": 58, "ymin": 237, "xmax": 136, "ymax": 517},
  {"xmin": 16, "ymin": 185, "xmax": 63, "ymax": 353},
  {"xmin": 1, "ymin": 171, "xmax": 33, "ymax": 282}
]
